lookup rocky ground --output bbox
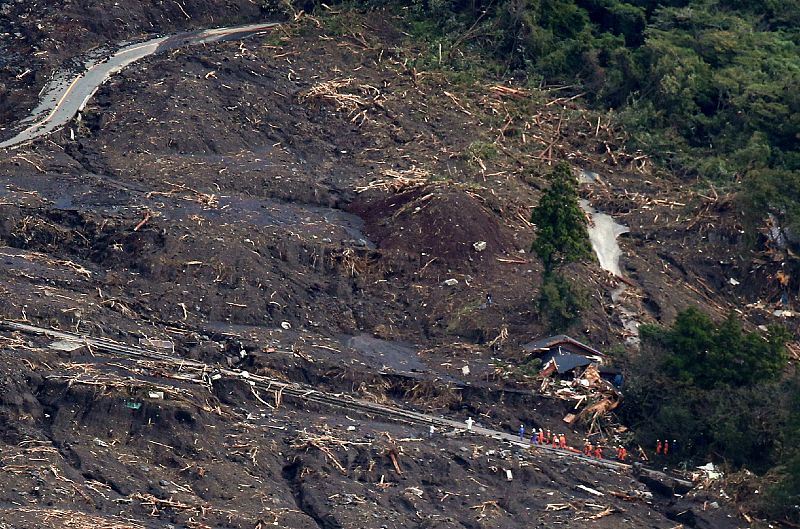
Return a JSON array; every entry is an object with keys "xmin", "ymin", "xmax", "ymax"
[{"xmin": 0, "ymin": 2, "xmax": 786, "ymax": 528}]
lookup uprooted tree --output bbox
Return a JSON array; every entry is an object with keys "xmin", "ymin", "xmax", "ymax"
[{"xmin": 530, "ymin": 162, "xmax": 592, "ymax": 330}]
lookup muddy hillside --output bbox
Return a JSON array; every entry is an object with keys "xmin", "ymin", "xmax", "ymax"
[{"xmin": 0, "ymin": 2, "xmax": 785, "ymax": 528}]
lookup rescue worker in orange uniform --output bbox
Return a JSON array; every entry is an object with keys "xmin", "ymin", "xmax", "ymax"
[
  {"xmin": 656, "ymin": 439, "xmax": 663, "ymax": 455},
  {"xmin": 559, "ymin": 433, "xmax": 567, "ymax": 449},
  {"xmin": 617, "ymin": 446, "xmax": 627, "ymax": 461},
  {"xmin": 538, "ymin": 429, "xmax": 545, "ymax": 445},
  {"xmin": 584, "ymin": 441, "xmax": 592, "ymax": 456},
  {"xmin": 552, "ymin": 435, "xmax": 559, "ymax": 449},
  {"xmin": 594, "ymin": 445, "xmax": 603, "ymax": 459},
  {"xmin": 663, "ymin": 439, "xmax": 669, "ymax": 456}
]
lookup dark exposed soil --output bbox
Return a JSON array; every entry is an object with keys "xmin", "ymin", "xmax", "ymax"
[{"xmin": 0, "ymin": 2, "xmax": 784, "ymax": 528}]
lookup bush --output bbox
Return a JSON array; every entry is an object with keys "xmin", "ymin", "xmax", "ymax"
[
  {"xmin": 640, "ymin": 307, "xmax": 788, "ymax": 389},
  {"xmin": 538, "ymin": 271, "xmax": 586, "ymax": 331}
]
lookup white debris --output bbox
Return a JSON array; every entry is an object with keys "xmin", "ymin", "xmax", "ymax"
[
  {"xmin": 473, "ymin": 241, "xmax": 487, "ymax": 252},
  {"xmin": 695, "ymin": 462, "xmax": 723, "ymax": 481},
  {"xmin": 49, "ymin": 340, "xmax": 84, "ymax": 352},
  {"xmin": 147, "ymin": 391, "xmax": 165, "ymax": 400},
  {"xmin": 443, "ymin": 278, "xmax": 459, "ymax": 286},
  {"xmin": 461, "ymin": 365, "xmax": 471, "ymax": 376},
  {"xmin": 505, "ymin": 469, "xmax": 513, "ymax": 481},
  {"xmin": 576, "ymin": 484, "xmax": 604, "ymax": 496},
  {"xmin": 405, "ymin": 487, "xmax": 424, "ymax": 497},
  {"xmin": 728, "ymin": 277, "xmax": 740, "ymax": 286},
  {"xmin": 280, "ymin": 321, "xmax": 292, "ymax": 330}
]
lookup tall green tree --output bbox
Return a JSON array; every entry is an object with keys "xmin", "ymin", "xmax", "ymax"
[
  {"xmin": 530, "ymin": 162, "xmax": 593, "ymax": 272},
  {"xmin": 529, "ymin": 162, "xmax": 592, "ymax": 330}
]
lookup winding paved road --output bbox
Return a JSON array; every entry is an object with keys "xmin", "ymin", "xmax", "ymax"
[{"xmin": 0, "ymin": 22, "xmax": 279, "ymax": 149}]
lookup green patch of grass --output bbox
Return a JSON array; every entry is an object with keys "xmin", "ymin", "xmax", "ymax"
[{"xmin": 465, "ymin": 141, "xmax": 498, "ymax": 163}]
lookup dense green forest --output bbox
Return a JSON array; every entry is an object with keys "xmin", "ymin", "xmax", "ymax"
[
  {"xmin": 621, "ymin": 309, "xmax": 799, "ymax": 522},
  {"xmin": 312, "ymin": 0, "xmax": 800, "ymax": 242}
]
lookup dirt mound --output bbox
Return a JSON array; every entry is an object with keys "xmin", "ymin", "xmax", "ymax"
[{"xmin": 350, "ymin": 186, "xmax": 514, "ymax": 269}]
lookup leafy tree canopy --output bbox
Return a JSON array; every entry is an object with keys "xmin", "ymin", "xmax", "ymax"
[{"xmin": 640, "ymin": 307, "xmax": 788, "ymax": 389}]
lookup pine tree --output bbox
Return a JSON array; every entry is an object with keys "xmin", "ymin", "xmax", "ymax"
[{"xmin": 530, "ymin": 162, "xmax": 592, "ymax": 272}]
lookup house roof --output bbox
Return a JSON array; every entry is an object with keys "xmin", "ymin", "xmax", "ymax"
[
  {"xmin": 540, "ymin": 351, "xmax": 593, "ymax": 374},
  {"xmin": 522, "ymin": 335, "xmax": 604, "ymax": 357}
]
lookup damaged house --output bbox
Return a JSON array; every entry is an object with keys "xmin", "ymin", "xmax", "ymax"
[
  {"xmin": 523, "ymin": 335, "xmax": 623, "ymax": 429},
  {"xmin": 522, "ymin": 335, "xmax": 618, "ymax": 380}
]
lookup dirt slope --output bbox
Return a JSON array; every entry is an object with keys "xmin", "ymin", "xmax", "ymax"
[{"xmin": 0, "ymin": 3, "xmax": 776, "ymax": 528}]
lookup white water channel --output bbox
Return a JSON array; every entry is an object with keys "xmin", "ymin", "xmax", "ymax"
[
  {"xmin": 0, "ymin": 22, "xmax": 279, "ymax": 149},
  {"xmin": 579, "ymin": 193, "xmax": 641, "ymax": 344},
  {"xmin": 580, "ymin": 199, "xmax": 629, "ymax": 277}
]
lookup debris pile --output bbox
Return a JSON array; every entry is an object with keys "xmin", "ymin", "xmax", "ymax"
[{"xmin": 540, "ymin": 364, "xmax": 622, "ymax": 432}]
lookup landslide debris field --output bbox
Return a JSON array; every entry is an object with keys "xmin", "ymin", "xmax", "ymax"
[{"xmin": 0, "ymin": 5, "xmax": 768, "ymax": 529}]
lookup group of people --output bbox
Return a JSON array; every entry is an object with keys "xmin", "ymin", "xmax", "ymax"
[
  {"xmin": 582, "ymin": 441, "xmax": 627, "ymax": 461},
  {"xmin": 523, "ymin": 426, "xmax": 569, "ymax": 449},
  {"xmin": 655, "ymin": 439, "xmax": 676, "ymax": 456},
  {"xmin": 458, "ymin": 421, "xmax": 671, "ymax": 464},
  {"xmin": 518, "ymin": 424, "xmax": 632, "ymax": 462}
]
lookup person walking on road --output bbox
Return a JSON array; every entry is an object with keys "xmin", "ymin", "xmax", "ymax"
[
  {"xmin": 519, "ymin": 424, "xmax": 525, "ymax": 441},
  {"xmin": 617, "ymin": 446, "xmax": 627, "ymax": 461},
  {"xmin": 465, "ymin": 417, "xmax": 474, "ymax": 431},
  {"xmin": 656, "ymin": 439, "xmax": 663, "ymax": 455},
  {"xmin": 538, "ymin": 429, "xmax": 545, "ymax": 445},
  {"xmin": 584, "ymin": 441, "xmax": 592, "ymax": 456},
  {"xmin": 429, "ymin": 425, "xmax": 435, "ymax": 438},
  {"xmin": 559, "ymin": 433, "xmax": 567, "ymax": 449}
]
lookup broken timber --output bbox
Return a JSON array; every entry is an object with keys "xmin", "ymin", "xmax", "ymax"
[{"xmin": 0, "ymin": 320, "xmax": 691, "ymax": 490}]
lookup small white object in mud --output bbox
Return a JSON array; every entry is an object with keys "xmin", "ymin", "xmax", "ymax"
[
  {"xmin": 461, "ymin": 365, "xmax": 471, "ymax": 376},
  {"xmin": 443, "ymin": 278, "xmax": 459, "ymax": 286},
  {"xmin": 505, "ymin": 469, "xmax": 513, "ymax": 481},
  {"xmin": 280, "ymin": 321, "xmax": 292, "ymax": 329},
  {"xmin": 729, "ymin": 277, "xmax": 740, "ymax": 286},
  {"xmin": 473, "ymin": 241, "xmax": 487, "ymax": 252}
]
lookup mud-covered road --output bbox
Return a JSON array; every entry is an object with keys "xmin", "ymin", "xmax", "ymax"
[{"xmin": 1, "ymin": 22, "xmax": 280, "ymax": 148}]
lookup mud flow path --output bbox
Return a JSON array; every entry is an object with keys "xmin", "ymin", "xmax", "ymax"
[{"xmin": 0, "ymin": 22, "xmax": 279, "ymax": 149}]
